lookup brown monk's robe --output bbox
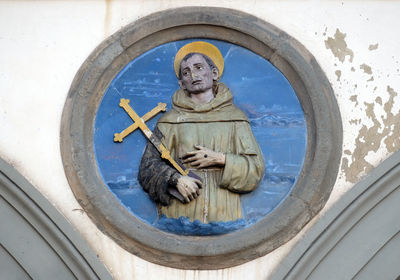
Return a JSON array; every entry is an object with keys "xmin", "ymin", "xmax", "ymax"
[{"xmin": 138, "ymin": 83, "xmax": 265, "ymax": 223}]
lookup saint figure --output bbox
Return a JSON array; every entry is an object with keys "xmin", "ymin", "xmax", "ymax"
[{"xmin": 138, "ymin": 41, "xmax": 264, "ymax": 230}]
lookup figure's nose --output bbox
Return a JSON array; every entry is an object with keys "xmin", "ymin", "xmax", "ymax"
[{"xmin": 191, "ymin": 72, "xmax": 198, "ymax": 80}]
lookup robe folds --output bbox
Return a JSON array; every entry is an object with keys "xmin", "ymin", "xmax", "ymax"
[{"xmin": 138, "ymin": 83, "xmax": 265, "ymax": 223}]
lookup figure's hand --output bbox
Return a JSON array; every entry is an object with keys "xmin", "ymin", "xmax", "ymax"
[
  {"xmin": 176, "ymin": 176, "xmax": 202, "ymax": 203},
  {"xmin": 182, "ymin": 145, "xmax": 226, "ymax": 169}
]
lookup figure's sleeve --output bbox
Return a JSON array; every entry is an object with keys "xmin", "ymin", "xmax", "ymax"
[
  {"xmin": 220, "ymin": 121, "xmax": 265, "ymax": 193},
  {"xmin": 138, "ymin": 126, "xmax": 180, "ymax": 206}
]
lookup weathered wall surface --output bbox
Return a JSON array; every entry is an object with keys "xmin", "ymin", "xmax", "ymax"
[{"xmin": 0, "ymin": 1, "xmax": 399, "ymax": 279}]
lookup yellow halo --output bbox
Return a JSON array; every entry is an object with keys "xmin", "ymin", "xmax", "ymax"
[{"xmin": 174, "ymin": 41, "xmax": 224, "ymax": 78}]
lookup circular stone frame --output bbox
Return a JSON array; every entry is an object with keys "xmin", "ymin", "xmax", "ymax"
[{"xmin": 61, "ymin": 7, "xmax": 342, "ymax": 269}]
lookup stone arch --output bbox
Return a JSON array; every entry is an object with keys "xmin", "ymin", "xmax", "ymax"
[
  {"xmin": 0, "ymin": 158, "xmax": 112, "ymax": 280},
  {"xmin": 271, "ymin": 151, "xmax": 400, "ymax": 280}
]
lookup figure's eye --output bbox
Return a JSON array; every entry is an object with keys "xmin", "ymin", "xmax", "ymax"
[
  {"xmin": 182, "ymin": 71, "xmax": 189, "ymax": 76},
  {"xmin": 196, "ymin": 65, "xmax": 203, "ymax": 70}
]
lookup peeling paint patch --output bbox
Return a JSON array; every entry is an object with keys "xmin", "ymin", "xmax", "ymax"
[
  {"xmin": 349, "ymin": 119, "xmax": 361, "ymax": 125},
  {"xmin": 325, "ymin": 29, "xmax": 354, "ymax": 63},
  {"xmin": 335, "ymin": 70, "xmax": 342, "ymax": 81},
  {"xmin": 367, "ymin": 76, "xmax": 374, "ymax": 82},
  {"xmin": 350, "ymin": 95, "xmax": 358, "ymax": 106},
  {"xmin": 368, "ymin": 43, "xmax": 379, "ymax": 51},
  {"xmin": 351, "ymin": 67, "xmax": 355, "ymax": 72},
  {"xmin": 360, "ymin": 64, "xmax": 372, "ymax": 74},
  {"xmin": 342, "ymin": 86, "xmax": 400, "ymax": 183},
  {"xmin": 383, "ymin": 86, "xmax": 400, "ymax": 153}
]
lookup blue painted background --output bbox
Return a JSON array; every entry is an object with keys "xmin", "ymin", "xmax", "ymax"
[{"xmin": 94, "ymin": 39, "xmax": 307, "ymax": 234}]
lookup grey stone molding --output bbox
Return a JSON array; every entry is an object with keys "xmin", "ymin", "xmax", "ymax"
[
  {"xmin": 60, "ymin": 7, "xmax": 342, "ymax": 269},
  {"xmin": 271, "ymin": 150, "xmax": 400, "ymax": 280},
  {"xmin": 0, "ymin": 157, "xmax": 113, "ymax": 280}
]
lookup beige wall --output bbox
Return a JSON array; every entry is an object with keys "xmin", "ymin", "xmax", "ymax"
[{"xmin": 0, "ymin": 1, "xmax": 399, "ymax": 279}]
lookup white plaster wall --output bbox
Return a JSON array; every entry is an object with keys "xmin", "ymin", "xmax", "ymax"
[{"xmin": 0, "ymin": 1, "xmax": 399, "ymax": 279}]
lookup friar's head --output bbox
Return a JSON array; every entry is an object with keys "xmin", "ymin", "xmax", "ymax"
[
  {"xmin": 174, "ymin": 42, "xmax": 224, "ymax": 95},
  {"xmin": 178, "ymin": 53, "xmax": 218, "ymax": 94}
]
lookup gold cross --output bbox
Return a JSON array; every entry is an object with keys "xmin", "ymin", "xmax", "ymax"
[
  {"xmin": 114, "ymin": 101, "xmax": 167, "ymax": 142},
  {"xmin": 114, "ymin": 99, "xmax": 189, "ymax": 176}
]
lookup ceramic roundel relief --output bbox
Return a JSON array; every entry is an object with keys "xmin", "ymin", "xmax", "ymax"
[
  {"xmin": 95, "ymin": 39, "xmax": 306, "ymax": 234},
  {"xmin": 61, "ymin": 8, "xmax": 342, "ymax": 269}
]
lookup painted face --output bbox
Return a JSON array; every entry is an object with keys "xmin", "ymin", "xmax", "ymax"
[{"xmin": 179, "ymin": 54, "xmax": 218, "ymax": 94}]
